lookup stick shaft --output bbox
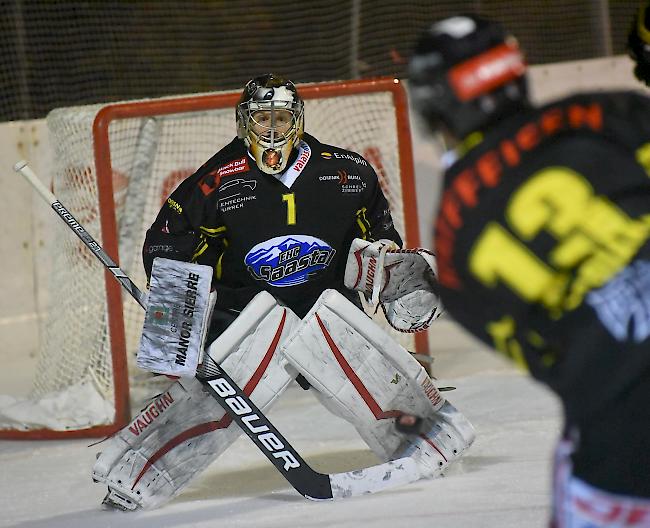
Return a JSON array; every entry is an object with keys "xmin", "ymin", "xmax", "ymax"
[{"xmin": 14, "ymin": 160, "xmax": 147, "ymax": 308}]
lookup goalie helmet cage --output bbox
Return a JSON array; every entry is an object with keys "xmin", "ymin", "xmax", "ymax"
[{"xmin": 1, "ymin": 77, "xmax": 426, "ymax": 440}]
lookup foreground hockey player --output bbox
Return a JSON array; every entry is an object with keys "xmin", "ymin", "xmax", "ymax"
[
  {"xmin": 409, "ymin": 15, "xmax": 650, "ymax": 527},
  {"xmin": 92, "ymin": 74, "xmax": 475, "ymax": 510}
]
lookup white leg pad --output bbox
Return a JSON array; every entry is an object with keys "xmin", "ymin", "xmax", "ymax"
[
  {"xmin": 93, "ymin": 291, "xmax": 300, "ymax": 510},
  {"xmin": 281, "ymin": 289, "xmax": 474, "ymax": 478}
]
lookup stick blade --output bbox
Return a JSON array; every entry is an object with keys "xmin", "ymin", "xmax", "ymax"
[{"xmin": 328, "ymin": 457, "xmax": 420, "ymax": 500}]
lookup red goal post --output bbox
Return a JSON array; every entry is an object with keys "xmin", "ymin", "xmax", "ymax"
[{"xmin": 1, "ymin": 77, "xmax": 426, "ymax": 439}]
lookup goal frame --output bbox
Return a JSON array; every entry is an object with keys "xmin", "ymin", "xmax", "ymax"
[{"xmin": 3, "ymin": 77, "xmax": 424, "ymax": 439}]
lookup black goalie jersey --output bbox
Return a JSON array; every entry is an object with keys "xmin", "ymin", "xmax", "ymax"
[
  {"xmin": 435, "ymin": 91, "xmax": 650, "ymax": 425},
  {"xmin": 143, "ymin": 133, "xmax": 402, "ymax": 319}
]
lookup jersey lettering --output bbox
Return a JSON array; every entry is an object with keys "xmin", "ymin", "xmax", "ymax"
[
  {"xmin": 245, "ymin": 235, "xmax": 336, "ymax": 287},
  {"xmin": 282, "ymin": 193, "xmax": 296, "ymax": 225},
  {"xmin": 469, "ymin": 167, "xmax": 649, "ymax": 316}
]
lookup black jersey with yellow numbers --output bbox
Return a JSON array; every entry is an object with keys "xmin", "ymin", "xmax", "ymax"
[
  {"xmin": 435, "ymin": 91, "xmax": 650, "ymax": 423},
  {"xmin": 143, "ymin": 133, "xmax": 402, "ymax": 318}
]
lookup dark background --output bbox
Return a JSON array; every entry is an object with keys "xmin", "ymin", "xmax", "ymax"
[{"xmin": 0, "ymin": 0, "xmax": 638, "ymax": 121}]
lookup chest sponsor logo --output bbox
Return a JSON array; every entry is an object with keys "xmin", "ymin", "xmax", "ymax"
[
  {"xmin": 217, "ymin": 157, "xmax": 250, "ymax": 178},
  {"xmin": 219, "ymin": 178, "xmax": 258, "ymax": 212},
  {"xmin": 320, "ymin": 151, "xmax": 367, "ymax": 166},
  {"xmin": 245, "ymin": 235, "xmax": 336, "ymax": 287},
  {"xmin": 199, "ymin": 157, "xmax": 250, "ymax": 196},
  {"xmin": 292, "ymin": 143, "xmax": 310, "ymax": 172},
  {"xmin": 318, "ymin": 170, "xmax": 366, "ymax": 193}
]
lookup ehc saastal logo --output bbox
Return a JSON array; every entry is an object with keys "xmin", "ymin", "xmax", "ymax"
[{"xmin": 245, "ymin": 235, "xmax": 336, "ymax": 287}]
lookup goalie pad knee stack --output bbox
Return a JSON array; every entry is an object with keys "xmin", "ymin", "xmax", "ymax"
[{"xmin": 94, "ymin": 291, "xmax": 300, "ymax": 510}]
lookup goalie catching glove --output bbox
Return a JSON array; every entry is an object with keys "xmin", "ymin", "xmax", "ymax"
[{"xmin": 344, "ymin": 238, "xmax": 443, "ymax": 332}]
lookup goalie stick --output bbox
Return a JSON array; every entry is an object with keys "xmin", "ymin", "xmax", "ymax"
[{"xmin": 14, "ymin": 160, "xmax": 420, "ymax": 501}]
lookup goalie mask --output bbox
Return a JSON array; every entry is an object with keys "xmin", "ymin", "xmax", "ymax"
[
  {"xmin": 236, "ymin": 74, "xmax": 305, "ymax": 176},
  {"xmin": 408, "ymin": 15, "xmax": 528, "ymax": 140}
]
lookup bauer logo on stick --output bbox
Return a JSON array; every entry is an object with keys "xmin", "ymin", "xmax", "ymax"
[{"xmin": 206, "ymin": 375, "xmax": 301, "ymax": 472}]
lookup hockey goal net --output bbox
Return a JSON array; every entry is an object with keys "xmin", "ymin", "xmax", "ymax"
[{"xmin": 0, "ymin": 78, "xmax": 425, "ymax": 439}]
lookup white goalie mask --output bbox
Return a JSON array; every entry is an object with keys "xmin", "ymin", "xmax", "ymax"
[{"xmin": 236, "ymin": 74, "xmax": 305, "ymax": 176}]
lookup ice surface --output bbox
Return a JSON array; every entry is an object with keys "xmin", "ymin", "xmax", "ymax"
[{"xmin": 0, "ymin": 323, "xmax": 561, "ymax": 528}]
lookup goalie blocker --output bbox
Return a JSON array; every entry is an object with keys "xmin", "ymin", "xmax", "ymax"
[{"xmin": 138, "ymin": 257, "xmax": 216, "ymax": 377}]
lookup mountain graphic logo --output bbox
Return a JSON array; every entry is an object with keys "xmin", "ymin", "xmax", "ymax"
[{"xmin": 244, "ymin": 235, "xmax": 336, "ymax": 287}]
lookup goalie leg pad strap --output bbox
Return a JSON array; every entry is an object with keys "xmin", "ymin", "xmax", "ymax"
[
  {"xmin": 94, "ymin": 291, "xmax": 300, "ymax": 510},
  {"xmin": 281, "ymin": 289, "xmax": 472, "ymax": 472}
]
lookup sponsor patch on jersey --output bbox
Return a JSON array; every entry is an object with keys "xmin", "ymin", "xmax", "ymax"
[
  {"xmin": 318, "ymin": 170, "xmax": 366, "ymax": 193},
  {"xmin": 320, "ymin": 151, "xmax": 367, "ymax": 166},
  {"xmin": 219, "ymin": 178, "xmax": 258, "ymax": 212},
  {"xmin": 277, "ymin": 142, "xmax": 311, "ymax": 188},
  {"xmin": 586, "ymin": 259, "xmax": 650, "ymax": 343},
  {"xmin": 198, "ymin": 157, "xmax": 250, "ymax": 196},
  {"xmin": 217, "ymin": 156, "xmax": 250, "ymax": 178},
  {"xmin": 245, "ymin": 235, "xmax": 336, "ymax": 287}
]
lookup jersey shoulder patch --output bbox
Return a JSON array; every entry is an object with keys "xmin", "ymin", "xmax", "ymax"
[
  {"xmin": 195, "ymin": 139, "xmax": 251, "ymax": 197},
  {"xmin": 314, "ymin": 138, "xmax": 370, "ymax": 168}
]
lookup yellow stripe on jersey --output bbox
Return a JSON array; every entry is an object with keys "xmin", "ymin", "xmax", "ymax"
[
  {"xmin": 355, "ymin": 207, "xmax": 371, "ymax": 240},
  {"xmin": 191, "ymin": 234, "xmax": 209, "ymax": 261},
  {"xmin": 200, "ymin": 225, "xmax": 227, "ymax": 237},
  {"xmin": 215, "ymin": 238, "xmax": 229, "ymax": 279}
]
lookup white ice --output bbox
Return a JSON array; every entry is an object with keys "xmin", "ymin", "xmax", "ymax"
[{"xmin": 0, "ymin": 320, "xmax": 561, "ymax": 528}]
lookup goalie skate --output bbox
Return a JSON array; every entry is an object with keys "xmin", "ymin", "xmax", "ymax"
[
  {"xmin": 102, "ymin": 488, "xmax": 139, "ymax": 511},
  {"xmin": 399, "ymin": 400, "xmax": 476, "ymax": 479}
]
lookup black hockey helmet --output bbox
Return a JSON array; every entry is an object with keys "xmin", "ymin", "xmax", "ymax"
[
  {"xmin": 236, "ymin": 73, "xmax": 304, "ymax": 175},
  {"xmin": 628, "ymin": 2, "xmax": 650, "ymax": 86},
  {"xmin": 408, "ymin": 15, "xmax": 528, "ymax": 139}
]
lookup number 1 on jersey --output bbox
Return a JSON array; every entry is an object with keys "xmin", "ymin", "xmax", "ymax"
[{"xmin": 282, "ymin": 193, "xmax": 296, "ymax": 225}]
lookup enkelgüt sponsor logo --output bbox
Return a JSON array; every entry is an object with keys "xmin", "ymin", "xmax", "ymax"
[{"xmin": 320, "ymin": 151, "xmax": 367, "ymax": 166}]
